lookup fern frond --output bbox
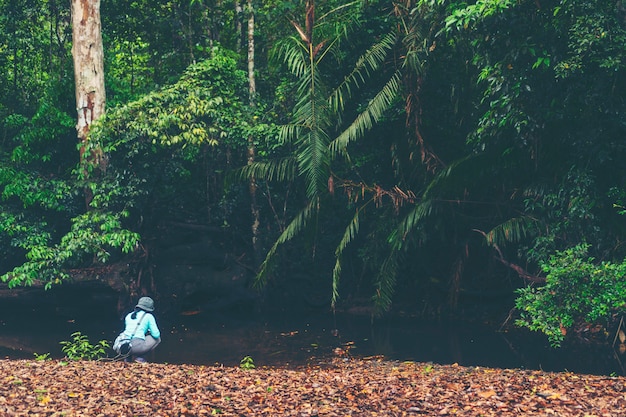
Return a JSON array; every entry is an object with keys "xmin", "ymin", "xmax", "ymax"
[{"xmin": 330, "ymin": 71, "xmax": 401, "ymax": 155}]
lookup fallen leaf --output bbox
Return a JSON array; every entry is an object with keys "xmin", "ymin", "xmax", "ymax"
[{"xmin": 477, "ymin": 389, "xmax": 497, "ymax": 398}]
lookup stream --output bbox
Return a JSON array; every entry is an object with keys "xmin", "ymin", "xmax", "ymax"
[{"xmin": 0, "ymin": 287, "xmax": 622, "ymax": 376}]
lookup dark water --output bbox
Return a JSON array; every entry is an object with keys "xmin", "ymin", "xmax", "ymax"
[{"xmin": 0, "ymin": 289, "xmax": 622, "ymax": 376}]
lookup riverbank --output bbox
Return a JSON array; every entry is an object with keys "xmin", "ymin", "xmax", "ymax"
[{"xmin": 1, "ymin": 358, "xmax": 624, "ymax": 416}]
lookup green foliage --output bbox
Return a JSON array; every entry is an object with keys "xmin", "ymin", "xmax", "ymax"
[
  {"xmin": 553, "ymin": 0, "xmax": 626, "ymax": 78},
  {"xmin": 33, "ymin": 352, "xmax": 51, "ymax": 361},
  {"xmin": 0, "ymin": 1, "xmax": 71, "ymax": 117},
  {"xmin": 0, "ymin": 87, "xmax": 89, "ymax": 287},
  {"xmin": 516, "ymin": 245, "xmax": 626, "ymax": 346},
  {"xmin": 420, "ymin": 0, "xmax": 626, "ymax": 323},
  {"xmin": 2, "ymin": 0, "xmax": 626, "ymax": 325},
  {"xmin": 105, "ymin": 37, "xmax": 154, "ymax": 105},
  {"xmin": 422, "ymin": 363, "xmax": 434, "ymax": 374},
  {"xmin": 239, "ymin": 355, "xmax": 255, "ymax": 370},
  {"xmin": 102, "ymin": 0, "xmax": 220, "ymax": 94},
  {"xmin": 89, "ymin": 45, "xmax": 262, "ymax": 233},
  {"xmin": 444, "ymin": 0, "xmax": 519, "ymax": 30},
  {"xmin": 60, "ymin": 332, "xmax": 110, "ymax": 361},
  {"xmin": 93, "ymin": 47, "xmax": 250, "ymax": 150},
  {"xmin": 1, "ymin": 210, "xmax": 140, "ymax": 289},
  {"xmin": 0, "ymin": 166, "xmax": 73, "ymax": 211}
]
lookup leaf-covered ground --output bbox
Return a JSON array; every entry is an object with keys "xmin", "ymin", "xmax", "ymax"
[{"xmin": 1, "ymin": 358, "xmax": 625, "ymax": 416}]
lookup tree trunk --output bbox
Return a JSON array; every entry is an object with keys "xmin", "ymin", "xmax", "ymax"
[
  {"xmin": 71, "ymin": 0, "xmax": 106, "ymax": 205},
  {"xmin": 247, "ymin": 0, "xmax": 261, "ymax": 268},
  {"xmin": 235, "ymin": 1, "xmax": 243, "ymax": 53}
]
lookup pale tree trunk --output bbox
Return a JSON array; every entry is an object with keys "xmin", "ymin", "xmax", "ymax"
[
  {"xmin": 247, "ymin": 1, "xmax": 256, "ymax": 99},
  {"xmin": 247, "ymin": 0, "xmax": 261, "ymax": 267},
  {"xmin": 71, "ymin": 0, "xmax": 106, "ymax": 206},
  {"xmin": 235, "ymin": 0, "xmax": 243, "ymax": 53}
]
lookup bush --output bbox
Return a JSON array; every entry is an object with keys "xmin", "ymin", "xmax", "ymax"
[{"xmin": 515, "ymin": 244, "xmax": 626, "ymax": 346}]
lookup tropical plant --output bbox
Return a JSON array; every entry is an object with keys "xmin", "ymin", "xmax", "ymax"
[
  {"xmin": 239, "ymin": 355, "xmax": 255, "ymax": 370},
  {"xmin": 335, "ymin": 0, "xmax": 456, "ymax": 312},
  {"xmin": 238, "ymin": 0, "xmax": 401, "ymax": 307},
  {"xmin": 60, "ymin": 331, "xmax": 110, "ymax": 361},
  {"xmin": 33, "ymin": 352, "xmax": 51, "ymax": 361},
  {"xmin": 516, "ymin": 245, "xmax": 626, "ymax": 346}
]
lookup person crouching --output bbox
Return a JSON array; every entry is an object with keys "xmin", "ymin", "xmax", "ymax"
[{"xmin": 121, "ymin": 296, "xmax": 161, "ymax": 362}]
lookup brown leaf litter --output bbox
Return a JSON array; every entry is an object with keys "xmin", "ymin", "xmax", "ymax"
[{"xmin": 0, "ymin": 358, "xmax": 625, "ymax": 416}]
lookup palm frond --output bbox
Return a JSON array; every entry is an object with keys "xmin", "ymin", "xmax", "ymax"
[
  {"xmin": 255, "ymin": 198, "xmax": 318, "ymax": 288},
  {"xmin": 392, "ymin": 199, "xmax": 434, "ymax": 249},
  {"xmin": 422, "ymin": 156, "xmax": 471, "ymax": 198},
  {"xmin": 313, "ymin": 35, "xmax": 340, "ymax": 67},
  {"xmin": 392, "ymin": 155, "xmax": 489, "ymax": 244},
  {"xmin": 330, "ymin": 71, "xmax": 401, "ymax": 155},
  {"xmin": 254, "ymin": 2, "xmax": 400, "ymax": 301},
  {"xmin": 329, "ymin": 32, "xmax": 397, "ymax": 113},
  {"xmin": 279, "ymin": 124, "xmax": 301, "ymax": 145},
  {"xmin": 293, "ymin": 90, "xmax": 331, "ymax": 131},
  {"xmin": 485, "ymin": 216, "xmax": 540, "ymax": 247},
  {"xmin": 316, "ymin": 1, "xmax": 360, "ymax": 22},
  {"xmin": 402, "ymin": 6, "xmax": 434, "ymax": 76},
  {"xmin": 331, "ymin": 209, "xmax": 361, "ymax": 307},
  {"xmin": 297, "ymin": 129, "xmax": 331, "ymax": 199},
  {"xmin": 372, "ymin": 251, "xmax": 399, "ymax": 314},
  {"xmin": 232, "ymin": 157, "xmax": 297, "ymax": 184},
  {"xmin": 274, "ymin": 38, "xmax": 310, "ymax": 78}
]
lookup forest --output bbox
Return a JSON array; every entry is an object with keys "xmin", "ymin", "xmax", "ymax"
[{"xmin": 1, "ymin": 0, "xmax": 626, "ymax": 349}]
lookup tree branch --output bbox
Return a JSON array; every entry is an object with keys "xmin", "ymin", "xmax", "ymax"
[{"xmin": 473, "ymin": 229, "xmax": 546, "ymax": 284}]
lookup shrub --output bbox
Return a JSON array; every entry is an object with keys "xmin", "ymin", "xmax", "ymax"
[{"xmin": 515, "ymin": 244, "xmax": 626, "ymax": 346}]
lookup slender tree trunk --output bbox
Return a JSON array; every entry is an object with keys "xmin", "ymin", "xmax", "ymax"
[
  {"xmin": 235, "ymin": 0, "xmax": 243, "ymax": 53},
  {"xmin": 247, "ymin": 1, "xmax": 256, "ymax": 97},
  {"xmin": 247, "ymin": 0, "xmax": 261, "ymax": 267},
  {"xmin": 214, "ymin": 0, "xmax": 223, "ymax": 44},
  {"xmin": 71, "ymin": 0, "xmax": 106, "ymax": 205}
]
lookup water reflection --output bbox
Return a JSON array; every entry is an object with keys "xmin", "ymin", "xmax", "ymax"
[{"xmin": 0, "ymin": 297, "xmax": 620, "ymax": 376}]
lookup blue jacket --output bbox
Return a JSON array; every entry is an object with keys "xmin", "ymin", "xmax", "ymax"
[{"xmin": 123, "ymin": 310, "xmax": 161, "ymax": 340}]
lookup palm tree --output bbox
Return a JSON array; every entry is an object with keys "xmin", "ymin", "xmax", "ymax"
[{"xmin": 239, "ymin": 0, "xmax": 399, "ymax": 305}]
